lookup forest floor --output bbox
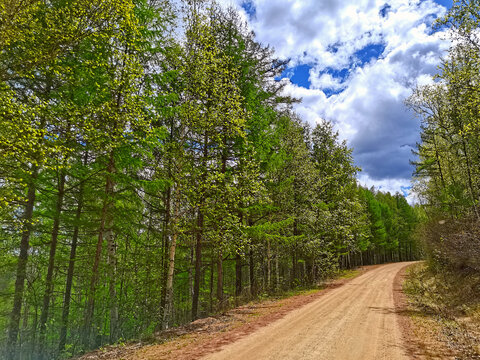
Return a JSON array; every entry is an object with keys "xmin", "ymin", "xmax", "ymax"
[
  {"xmin": 79, "ymin": 262, "xmax": 422, "ymax": 360},
  {"xmin": 403, "ymin": 263, "xmax": 480, "ymax": 359}
]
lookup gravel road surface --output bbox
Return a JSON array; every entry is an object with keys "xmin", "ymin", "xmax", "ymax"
[{"xmin": 204, "ymin": 262, "xmax": 414, "ymax": 360}]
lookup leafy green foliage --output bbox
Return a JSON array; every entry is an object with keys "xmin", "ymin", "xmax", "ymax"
[{"xmin": 406, "ymin": 3, "xmax": 480, "ymax": 325}]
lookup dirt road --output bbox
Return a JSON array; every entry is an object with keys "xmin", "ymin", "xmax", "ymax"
[{"xmin": 204, "ymin": 262, "xmax": 415, "ymax": 360}]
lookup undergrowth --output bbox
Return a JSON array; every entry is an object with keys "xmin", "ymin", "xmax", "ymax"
[{"xmin": 404, "ymin": 263, "xmax": 480, "ymax": 359}]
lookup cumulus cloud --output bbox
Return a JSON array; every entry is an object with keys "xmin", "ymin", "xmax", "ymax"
[
  {"xmin": 218, "ymin": 0, "xmax": 451, "ymax": 197},
  {"xmin": 310, "ymin": 72, "xmax": 345, "ymax": 92}
]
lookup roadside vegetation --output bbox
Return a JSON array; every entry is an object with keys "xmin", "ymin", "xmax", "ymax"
[
  {"xmin": 405, "ymin": 1, "xmax": 480, "ymax": 358},
  {"xmin": 404, "ymin": 263, "xmax": 480, "ymax": 359}
]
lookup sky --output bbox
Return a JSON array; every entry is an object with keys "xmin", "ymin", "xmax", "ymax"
[{"xmin": 218, "ymin": 0, "xmax": 453, "ymax": 203}]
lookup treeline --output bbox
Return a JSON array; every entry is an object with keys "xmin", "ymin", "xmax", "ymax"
[
  {"xmin": 357, "ymin": 188, "xmax": 419, "ymax": 266},
  {"xmin": 0, "ymin": 1, "xmax": 417, "ymax": 359},
  {"xmin": 406, "ymin": 0, "xmax": 480, "ymax": 272},
  {"xmin": 404, "ymin": 3, "xmax": 480, "ymax": 354}
]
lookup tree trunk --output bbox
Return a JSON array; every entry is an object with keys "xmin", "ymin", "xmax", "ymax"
[
  {"xmin": 83, "ymin": 152, "xmax": 115, "ymax": 348},
  {"xmin": 266, "ymin": 239, "xmax": 271, "ymax": 290},
  {"xmin": 306, "ymin": 258, "xmax": 313, "ymax": 285},
  {"xmin": 105, "ymin": 154, "xmax": 118, "ymax": 342},
  {"xmin": 38, "ymin": 169, "xmax": 66, "ymax": 359},
  {"xmin": 21, "ymin": 298, "xmax": 28, "ymax": 352},
  {"xmin": 7, "ymin": 165, "xmax": 38, "ymax": 359},
  {"xmin": 461, "ymin": 136, "xmax": 480, "ymax": 219},
  {"xmin": 162, "ymin": 186, "xmax": 181, "ymax": 329},
  {"xmin": 249, "ymin": 245, "xmax": 255, "ymax": 297},
  {"xmin": 160, "ymin": 186, "xmax": 171, "ymax": 315},
  {"xmin": 216, "ymin": 250, "xmax": 223, "ymax": 310},
  {"xmin": 291, "ymin": 220, "xmax": 298, "ymax": 286},
  {"xmin": 291, "ymin": 250, "xmax": 297, "ymax": 286},
  {"xmin": 192, "ymin": 209, "xmax": 203, "ymax": 320},
  {"xmin": 188, "ymin": 243, "xmax": 194, "ymax": 320},
  {"xmin": 31, "ymin": 306, "xmax": 38, "ymax": 358},
  {"xmin": 275, "ymin": 246, "xmax": 280, "ymax": 291},
  {"xmin": 235, "ymin": 253, "xmax": 242, "ymax": 300},
  {"xmin": 59, "ymin": 177, "xmax": 85, "ymax": 351},
  {"xmin": 192, "ymin": 132, "xmax": 208, "ymax": 320},
  {"xmin": 433, "ymin": 134, "xmax": 446, "ymax": 190},
  {"xmin": 106, "ymin": 224, "xmax": 117, "ymax": 341},
  {"xmin": 209, "ymin": 250, "xmax": 214, "ymax": 313}
]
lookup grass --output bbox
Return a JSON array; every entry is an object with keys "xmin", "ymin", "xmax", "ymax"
[
  {"xmin": 273, "ymin": 268, "xmax": 361, "ymax": 298},
  {"xmin": 246, "ymin": 268, "xmax": 361, "ymax": 303},
  {"xmin": 337, "ymin": 269, "xmax": 361, "ymax": 279}
]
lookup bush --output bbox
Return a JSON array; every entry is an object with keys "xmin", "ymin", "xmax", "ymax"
[{"xmin": 420, "ymin": 216, "xmax": 480, "ymax": 272}]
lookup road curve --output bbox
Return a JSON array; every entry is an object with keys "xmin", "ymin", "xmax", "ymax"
[{"xmin": 203, "ymin": 262, "xmax": 415, "ymax": 360}]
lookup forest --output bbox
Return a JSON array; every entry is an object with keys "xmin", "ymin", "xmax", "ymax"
[
  {"xmin": 0, "ymin": 1, "xmax": 422, "ymax": 359},
  {"xmin": 407, "ymin": 0, "xmax": 480, "ymax": 274}
]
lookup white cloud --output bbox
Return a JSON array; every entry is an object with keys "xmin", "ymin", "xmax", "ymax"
[
  {"xmin": 310, "ymin": 72, "xmax": 345, "ymax": 91},
  {"xmin": 218, "ymin": 0, "xmax": 451, "ymax": 197},
  {"xmin": 357, "ymin": 174, "xmax": 418, "ymax": 204}
]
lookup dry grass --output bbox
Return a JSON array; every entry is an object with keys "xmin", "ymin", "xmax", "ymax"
[{"xmin": 404, "ymin": 263, "xmax": 480, "ymax": 359}]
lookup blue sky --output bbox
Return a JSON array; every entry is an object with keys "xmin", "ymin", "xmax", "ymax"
[
  {"xmin": 279, "ymin": 43, "xmax": 388, "ymax": 91},
  {"xmin": 229, "ymin": 0, "xmax": 453, "ymax": 201}
]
